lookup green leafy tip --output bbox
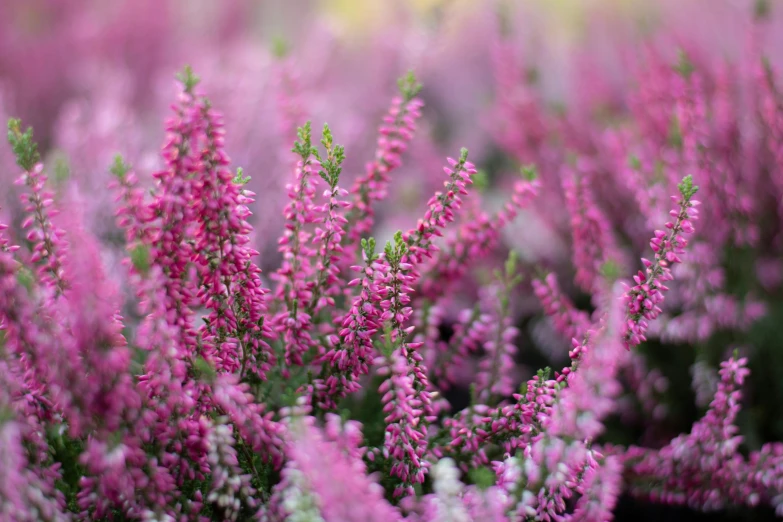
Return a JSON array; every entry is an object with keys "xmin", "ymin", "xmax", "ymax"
[
  {"xmin": 361, "ymin": 237, "xmax": 377, "ymax": 262},
  {"xmin": 678, "ymin": 175, "xmax": 699, "ymax": 200},
  {"xmin": 384, "ymin": 231, "xmax": 408, "ymax": 264},
  {"xmin": 397, "ymin": 70, "xmax": 422, "ymax": 101},
  {"xmin": 628, "ymin": 155, "xmax": 642, "ymax": 171},
  {"xmin": 177, "ymin": 65, "xmax": 200, "ymax": 94},
  {"xmin": 459, "ymin": 147, "xmax": 469, "ymax": 163},
  {"xmin": 520, "ymin": 164, "xmax": 538, "ymax": 181},
  {"xmin": 110, "ymin": 155, "xmax": 131, "ymax": 178},
  {"xmin": 319, "ymin": 123, "xmax": 346, "ymax": 188},
  {"xmin": 321, "ymin": 123, "xmax": 333, "ymax": 150},
  {"xmin": 7, "ymin": 118, "xmax": 40, "ymax": 172},
  {"xmin": 292, "ymin": 121, "xmax": 317, "ymax": 159},
  {"xmin": 233, "ymin": 167, "xmax": 251, "ymax": 185}
]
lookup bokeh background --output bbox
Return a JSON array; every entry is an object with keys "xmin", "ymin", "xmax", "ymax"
[{"xmin": 3, "ymin": 1, "xmax": 783, "ymax": 520}]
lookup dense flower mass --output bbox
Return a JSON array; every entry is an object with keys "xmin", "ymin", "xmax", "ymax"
[{"xmin": 3, "ymin": 1, "xmax": 783, "ymax": 521}]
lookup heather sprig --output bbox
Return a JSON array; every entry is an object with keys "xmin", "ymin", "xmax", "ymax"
[
  {"xmin": 274, "ymin": 121, "xmax": 321, "ymax": 367},
  {"xmin": 532, "ymin": 272, "xmax": 591, "ymax": 341},
  {"xmin": 8, "ymin": 119, "xmax": 68, "ymax": 295},
  {"xmin": 377, "ymin": 232, "xmax": 433, "ymax": 496},
  {"xmin": 314, "ymin": 237, "xmax": 384, "ymax": 409},
  {"xmin": 347, "ymin": 71, "xmax": 424, "ymax": 246},
  {"xmin": 307, "ymin": 123, "xmax": 349, "ymax": 316},
  {"xmin": 404, "ymin": 148, "xmax": 476, "ymax": 263},
  {"xmin": 622, "ymin": 175, "xmax": 700, "ymax": 350},
  {"xmin": 475, "ymin": 251, "xmax": 523, "ymax": 403},
  {"xmin": 419, "ymin": 167, "xmax": 539, "ymax": 299}
]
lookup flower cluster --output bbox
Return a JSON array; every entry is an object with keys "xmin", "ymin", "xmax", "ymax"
[{"xmin": 3, "ymin": 3, "xmax": 783, "ymax": 520}]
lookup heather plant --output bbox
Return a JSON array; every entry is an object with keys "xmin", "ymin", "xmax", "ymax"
[{"xmin": 4, "ymin": 2, "xmax": 783, "ymax": 522}]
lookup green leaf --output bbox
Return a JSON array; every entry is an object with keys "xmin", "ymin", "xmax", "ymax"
[
  {"xmin": 468, "ymin": 467, "xmax": 496, "ymax": 490},
  {"xmin": 193, "ymin": 356, "xmax": 217, "ymax": 382},
  {"xmin": 130, "ymin": 245, "xmax": 151, "ymax": 275}
]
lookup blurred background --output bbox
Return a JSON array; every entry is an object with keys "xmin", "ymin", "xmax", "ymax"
[{"xmin": 3, "ymin": 1, "xmax": 783, "ymax": 520}]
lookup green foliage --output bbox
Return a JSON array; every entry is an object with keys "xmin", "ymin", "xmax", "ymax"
[
  {"xmin": 361, "ymin": 237, "xmax": 378, "ymax": 261},
  {"xmin": 292, "ymin": 121, "xmax": 318, "ymax": 159},
  {"xmin": 384, "ymin": 231, "xmax": 408, "ymax": 264},
  {"xmin": 271, "ymin": 36, "xmax": 289, "ymax": 58},
  {"xmin": 496, "ymin": 0, "xmax": 513, "ymax": 38},
  {"xmin": 193, "ymin": 355, "xmax": 217, "ymax": 383},
  {"xmin": 520, "ymin": 163, "xmax": 538, "ymax": 181},
  {"xmin": 7, "ymin": 118, "xmax": 40, "ymax": 172},
  {"xmin": 110, "ymin": 154, "xmax": 131, "ymax": 178},
  {"xmin": 233, "ymin": 166, "xmax": 251, "ymax": 185},
  {"xmin": 468, "ymin": 466, "xmax": 496, "ymax": 490},
  {"xmin": 48, "ymin": 426, "xmax": 87, "ymax": 513},
  {"xmin": 599, "ymin": 259, "xmax": 621, "ymax": 282},
  {"xmin": 129, "ymin": 245, "xmax": 151, "ymax": 275},
  {"xmin": 755, "ymin": 0, "xmax": 770, "ymax": 20},
  {"xmin": 378, "ymin": 323, "xmax": 397, "ymax": 359},
  {"xmin": 397, "ymin": 70, "xmax": 422, "ymax": 101},
  {"xmin": 15, "ymin": 266, "xmax": 35, "ymax": 293},
  {"xmin": 318, "ymin": 123, "xmax": 346, "ymax": 188},
  {"xmin": 472, "ymin": 170, "xmax": 489, "ymax": 192},
  {"xmin": 678, "ymin": 174, "xmax": 699, "ymax": 200},
  {"xmin": 674, "ymin": 49, "xmax": 695, "ymax": 78},
  {"xmin": 493, "ymin": 251, "xmax": 524, "ymax": 301},
  {"xmin": 54, "ymin": 155, "xmax": 70, "ymax": 185},
  {"xmin": 668, "ymin": 115, "xmax": 683, "ymax": 149},
  {"xmin": 177, "ymin": 65, "xmax": 200, "ymax": 94}
]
